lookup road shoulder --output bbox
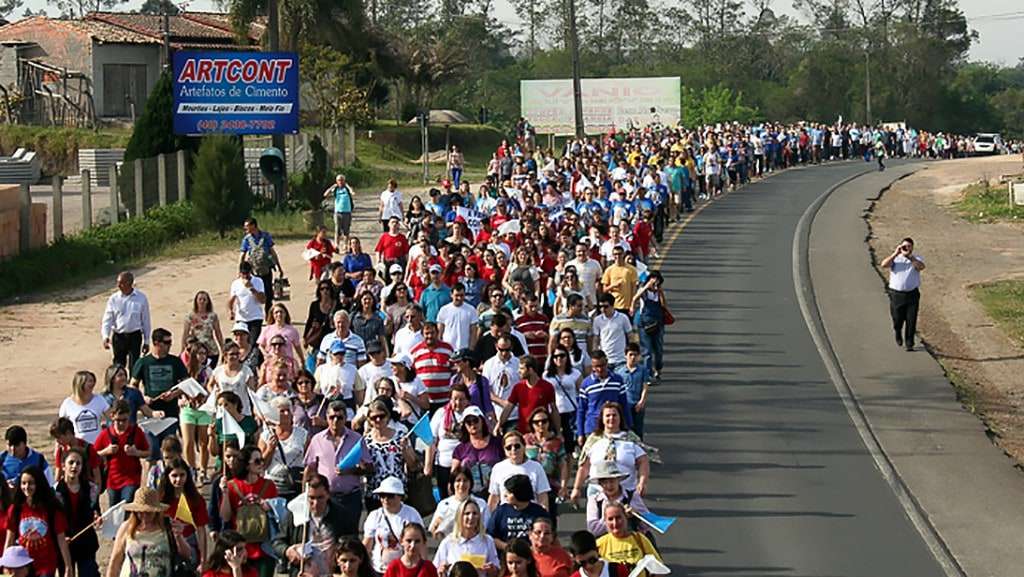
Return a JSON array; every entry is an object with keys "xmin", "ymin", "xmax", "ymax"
[{"xmin": 806, "ymin": 164, "xmax": 1024, "ymax": 577}]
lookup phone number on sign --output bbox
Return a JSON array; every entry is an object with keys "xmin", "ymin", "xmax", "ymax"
[{"xmin": 195, "ymin": 119, "xmax": 277, "ymax": 131}]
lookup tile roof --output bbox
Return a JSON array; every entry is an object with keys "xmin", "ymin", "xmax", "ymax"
[
  {"xmin": 0, "ymin": 16, "xmax": 159, "ymax": 44},
  {"xmin": 85, "ymin": 11, "xmax": 263, "ymax": 43}
]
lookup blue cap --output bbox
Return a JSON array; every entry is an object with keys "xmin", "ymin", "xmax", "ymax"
[{"xmin": 330, "ymin": 340, "xmax": 345, "ymax": 354}]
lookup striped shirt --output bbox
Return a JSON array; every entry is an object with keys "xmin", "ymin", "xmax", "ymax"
[
  {"xmin": 576, "ymin": 373, "xmax": 632, "ymax": 436},
  {"xmin": 410, "ymin": 341, "xmax": 455, "ymax": 404},
  {"xmin": 515, "ymin": 312, "xmax": 550, "ymax": 362},
  {"xmin": 318, "ymin": 331, "xmax": 368, "ymax": 366}
]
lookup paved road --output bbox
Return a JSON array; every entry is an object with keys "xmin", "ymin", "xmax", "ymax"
[{"xmin": 643, "ymin": 162, "xmax": 946, "ymax": 577}]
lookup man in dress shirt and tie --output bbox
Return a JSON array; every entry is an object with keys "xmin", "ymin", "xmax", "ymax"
[
  {"xmin": 881, "ymin": 237, "xmax": 926, "ymax": 351},
  {"xmin": 100, "ymin": 271, "xmax": 152, "ymax": 369}
]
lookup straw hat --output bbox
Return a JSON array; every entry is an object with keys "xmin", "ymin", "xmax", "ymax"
[
  {"xmin": 590, "ymin": 461, "xmax": 629, "ymax": 482},
  {"xmin": 124, "ymin": 487, "xmax": 166, "ymax": 513}
]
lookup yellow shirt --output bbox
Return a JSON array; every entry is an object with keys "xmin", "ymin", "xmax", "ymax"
[
  {"xmin": 597, "ymin": 531, "xmax": 661, "ymax": 573},
  {"xmin": 601, "ymin": 264, "xmax": 639, "ymax": 310}
]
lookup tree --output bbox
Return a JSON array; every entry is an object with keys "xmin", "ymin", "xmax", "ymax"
[
  {"xmin": 191, "ymin": 136, "xmax": 251, "ymax": 238},
  {"xmin": 51, "ymin": 0, "xmax": 127, "ymax": 18},
  {"xmin": 138, "ymin": 0, "xmax": 180, "ymax": 15},
  {"xmin": 299, "ymin": 41, "xmax": 373, "ymax": 128}
]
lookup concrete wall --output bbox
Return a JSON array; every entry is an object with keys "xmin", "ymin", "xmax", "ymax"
[
  {"xmin": 91, "ymin": 43, "xmax": 160, "ymax": 118},
  {"xmin": 0, "ymin": 45, "xmax": 20, "ymax": 90}
]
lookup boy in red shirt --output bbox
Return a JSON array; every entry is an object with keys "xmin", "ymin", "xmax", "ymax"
[
  {"xmin": 375, "ymin": 217, "xmax": 410, "ymax": 269},
  {"xmin": 495, "ymin": 356, "xmax": 560, "ymax": 434},
  {"xmin": 94, "ymin": 400, "xmax": 150, "ymax": 507}
]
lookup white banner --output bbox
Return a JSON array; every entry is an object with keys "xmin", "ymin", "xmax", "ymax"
[{"xmin": 521, "ymin": 77, "xmax": 681, "ymax": 135}]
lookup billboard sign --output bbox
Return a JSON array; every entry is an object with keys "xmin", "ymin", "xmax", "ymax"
[
  {"xmin": 172, "ymin": 51, "xmax": 299, "ymax": 135},
  {"xmin": 520, "ymin": 77, "xmax": 680, "ymax": 135}
]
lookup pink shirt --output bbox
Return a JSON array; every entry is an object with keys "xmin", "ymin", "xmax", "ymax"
[
  {"xmin": 303, "ymin": 428, "xmax": 371, "ymax": 495},
  {"xmin": 257, "ymin": 323, "xmax": 302, "ymax": 359}
]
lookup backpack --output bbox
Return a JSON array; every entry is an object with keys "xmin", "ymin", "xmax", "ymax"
[
  {"xmin": 230, "ymin": 480, "xmax": 271, "ymax": 543},
  {"xmin": 248, "ymin": 234, "xmax": 275, "ymax": 277}
]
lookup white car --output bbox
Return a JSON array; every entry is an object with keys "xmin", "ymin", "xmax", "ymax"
[{"xmin": 973, "ymin": 133, "xmax": 1002, "ymax": 155}]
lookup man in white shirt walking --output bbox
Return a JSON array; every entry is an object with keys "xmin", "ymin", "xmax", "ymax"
[
  {"xmin": 592, "ymin": 293, "xmax": 633, "ymax": 371},
  {"xmin": 100, "ymin": 271, "xmax": 152, "ymax": 370},
  {"xmin": 881, "ymin": 237, "xmax": 925, "ymax": 351},
  {"xmin": 437, "ymin": 283, "xmax": 480, "ymax": 351},
  {"xmin": 228, "ymin": 261, "xmax": 267, "ymax": 342}
]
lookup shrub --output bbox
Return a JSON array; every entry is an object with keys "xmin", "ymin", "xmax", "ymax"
[
  {"xmin": 191, "ymin": 135, "xmax": 252, "ymax": 237},
  {"xmin": 0, "ymin": 202, "xmax": 200, "ymax": 300},
  {"xmin": 289, "ymin": 136, "xmax": 330, "ymax": 210}
]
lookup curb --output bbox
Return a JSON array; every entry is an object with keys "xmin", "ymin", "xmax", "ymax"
[{"xmin": 791, "ymin": 165, "xmax": 968, "ymax": 577}]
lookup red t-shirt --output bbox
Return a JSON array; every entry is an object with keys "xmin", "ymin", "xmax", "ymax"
[
  {"xmin": 409, "ymin": 273, "xmax": 429, "ymax": 301},
  {"xmin": 535, "ymin": 546, "xmax": 573, "ymax": 577},
  {"xmin": 55, "ymin": 439, "xmax": 101, "ymax": 480},
  {"xmin": 375, "ymin": 233, "xmax": 410, "ymax": 262},
  {"xmin": 166, "ymin": 492, "xmax": 211, "ymax": 537},
  {"xmin": 226, "ymin": 478, "xmax": 278, "ymax": 559},
  {"xmin": 7, "ymin": 503, "xmax": 68, "ymax": 575},
  {"xmin": 94, "ymin": 425, "xmax": 149, "ymax": 490},
  {"xmin": 508, "ymin": 379, "xmax": 556, "ymax": 432},
  {"xmin": 384, "ymin": 558, "xmax": 439, "ymax": 577},
  {"xmin": 631, "ymin": 221, "xmax": 653, "ymax": 257}
]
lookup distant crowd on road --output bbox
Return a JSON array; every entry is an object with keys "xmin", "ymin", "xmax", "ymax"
[{"xmin": 0, "ymin": 116, "xmax": 973, "ymax": 577}]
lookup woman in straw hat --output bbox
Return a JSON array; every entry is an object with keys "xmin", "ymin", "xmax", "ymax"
[{"xmin": 106, "ymin": 487, "xmax": 189, "ymax": 577}]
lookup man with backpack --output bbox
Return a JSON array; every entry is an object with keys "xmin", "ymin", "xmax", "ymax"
[{"xmin": 240, "ymin": 217, "xmax": 283, "ymax": 318}]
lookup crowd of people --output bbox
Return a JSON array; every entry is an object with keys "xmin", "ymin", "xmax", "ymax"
[{"xmin": 0, "ymin": 117, "xmax": 973, "ymax": 577}]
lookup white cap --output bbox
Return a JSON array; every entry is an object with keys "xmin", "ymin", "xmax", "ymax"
[
  {"xmin": 388, "ymin": 354, "xmax": 412, "ymax": 369},
  {"xmin": 231, "ymin": 321, "xmax": 249, "ymax": 334},
  {"xmin": 461, "ymin": 405, "xmax": 485, "ymax": 420}
]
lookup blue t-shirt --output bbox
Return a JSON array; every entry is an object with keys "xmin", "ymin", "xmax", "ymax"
[
  {"xmin": 103, "ymin": 388, "xmax": 147, "ymax": 424},
  {"xmin": 343, "ymin": 253, "xmax": 373, "ymax": 275},
  {"xmin": 486, "ymin": 502, "xmax": 550, "ymax": 542},
  {"xmin": 333, "ymin": 185, "xmax": 353, "ymax": 213},
  {"xmin": 1, "ymin": 448, "xmax": 49, "ymax": 483},
  {"xmin": 420, "ymin": 284, "xmax": 452, "ymax": 322}
]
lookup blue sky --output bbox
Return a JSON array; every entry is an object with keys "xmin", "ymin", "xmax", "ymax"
[{"xmin": 15, "ymin": 0, "xmax": 1023, "ymax": 66}]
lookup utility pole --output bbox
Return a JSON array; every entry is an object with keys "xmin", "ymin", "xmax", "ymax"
[
  {"xmin": 161, "ymin": 10, "xmax": 170, "ymax": 68},
  {"xmin": 268, "ymin": 0, "xmax": 287, "ymax": 206},
  {"xmin": 865, "ymin": 49, "xmax": 872, "ymax": 126},
  {"xmin": 567, "ymin": 0, "xmax": 584, "ymax": 139}
]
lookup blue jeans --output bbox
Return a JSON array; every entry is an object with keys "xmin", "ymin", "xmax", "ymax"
[
  {"xmin": 639, "ymin": 325, "xmax": 665, "ymax": 373},
  {"xmin": 107, "ymin": 484, "xmax": 138, "ymax": 508},
  {"xmin": 451, "ymin": 167, "xmax": 463, "ymax": 189},
  {"xmin": 631, "ymin": 406, "xmax": 646, "ymax": 439},
  {"xmin": 330, "ymin": 490, "xmax": 363, "ymax": 537}
]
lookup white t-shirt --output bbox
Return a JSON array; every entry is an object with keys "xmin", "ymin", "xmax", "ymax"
[
  {"xmin": 59, "ymin": 396, "xmax": 111, "ymax": 444},
  {"xmin": 211, "ymin": 364, "xmax": 256, "ymax": 416},
  {"xmin": 583, "ymin": 434, "xmax": 646, "ymax": 492},
  {"xmin": 230, "ymin": 277, "xmax": 265, "ymax": 322},
  {"xmin": 487, "ymin": 459, "xmax": 551, "ymax": 500},
  {"xmin": 358, "ymin": 362, "xmax": 395, "ymax": 403},
  {"xmin": 592, "ymin": 312, "xmax": 632, "ymax": 365},
  {"xmin": 430, "ymin": 408, "xmax": 464, "ymax": 467},
  {"xmin": 363, "ymin": 504, "xmax": 424, "ymax": 573},
  {"xmin": 482, "ymin": 355, "xmax": 520, "ymax": 421},
  {"xmin": 430, "ymin": 495, "xmax": 490, "ymax": 539},
  {"xmin": 568, "ymin": 258, "xmax": 602, "ymax": 301},
  {"xmin": 314, "ymin": 362, "xmax": 362, "ymax": 400},
  {"xmin": 437, "ymin": 303, "xmax": 479, "ymax": 351},
  {"xmin": 393, "ymin": 326, "xmax": 424, "ymax": 358},
  {"xmin": 550, "ymin": 369, "xmax": 582, "ymax": 414},
  {"xmin": 260, "ymin": 426, "xmax": 307, "ymax": 486},
  {"xmin": 380, "ymin": 189, "xmax": 404, "ymax": 221},
  {"xmin": 599, "ymin": 239, "xmax": 632, "ymax": 263}
]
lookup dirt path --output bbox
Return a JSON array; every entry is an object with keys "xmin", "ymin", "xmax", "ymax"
[
  {"xmin": 868, "ymin": 155, "xmax": 1024, "ymax": 461},
  {"xmin": 0, "ymin": 199, "xmax": 382, "ymax": 444}
]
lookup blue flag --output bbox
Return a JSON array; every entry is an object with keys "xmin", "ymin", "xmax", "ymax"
[
  {"xmin": 337, "ymin": 441, "xmax": 363, "ymax": 470},
  {"xmin": 635, "ymin": 510, "xmax": 676, "ymax": 534},
  {"xmin": 409, "ymin": 413, "xmax": 434, "ymax": 445}
]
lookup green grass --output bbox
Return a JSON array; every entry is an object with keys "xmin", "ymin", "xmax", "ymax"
[
  {"xmin": 955, "ymin": 180, "xmax": 1024, "ymax": 222},
  {"xmin": 972, "ymin": 279, "xmax": 1024, "ymax": 346},
  {"xmin": 0, "ymin": 125, "xmax": 131, "ymax": 176},
  {"xmin": 351, "ymin": 126, "xmax": 492, "ymax": 192}
]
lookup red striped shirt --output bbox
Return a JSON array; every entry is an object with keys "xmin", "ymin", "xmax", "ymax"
[
  {"xmin": 515, "ymin": 312, "xmax": 550, "ymax": 363},
  {"xmin": 410, "ymin": 341, "xmax": 455, "ymax": 403}
]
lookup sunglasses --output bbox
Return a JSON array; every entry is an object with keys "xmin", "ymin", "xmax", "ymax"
[
  {"xmin": 271, "ymin": 342, "xmax": 285, "ymax": 347},
  {"xmin": 553, "ymin": 354, "xmax": 567, "ymax": 359},
  {"xmin": 327, "ymin": 414, "xmax": 345, "ymax": 421},
  {"xmin": 297, "ymin": 379, "xmax": 314, "ymax": 385},
  {"xmin": 531, "ymin": 418, "xmax": 548, "ymax": 424},
  {"xmin": 464, "ymin": 416, "xmax": 480, "ymax": 424},
  {"xmin": 497, "ymin": 348, "xmax": 512, "ymax": 353},
  {"xmin": 505, "ymin": 443, "xmax": 523, "ymax": 451},
  {"xmin": 369, "ymin": 414, "xmax": 387, "ymax": 422}
]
